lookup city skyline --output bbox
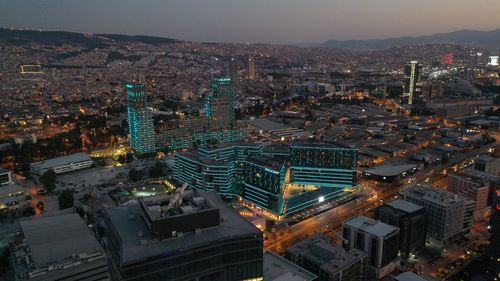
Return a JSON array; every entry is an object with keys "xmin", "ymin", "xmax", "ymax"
[{"xmin": 1, "ymin": 0, "xmax": 499, "ymax": 44}]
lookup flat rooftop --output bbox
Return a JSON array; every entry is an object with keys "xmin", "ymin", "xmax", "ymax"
[
  {"xmin": 395, "ymin": 272, "xmax": 439, "ymax": 281},
  {"xmin": 401, "ymin": 186, "xmax": 466, "ymax": 207},
  {"xmin": 263, "ymin": 251, "xmax": 317, "ymax": 281},
  {"xmin": 364, "ymin": 164, "xmax": 418, "ymax": 177},
  {"xmin": 19, "ymin": 213, "xmax": 102, "ymax": 268},
  {"xmin": 175, "ymin": 152, "xmax": 226, "ymax": 166},
  {"xmin": 140, "ymin": 190, "xmax": 213, "ymax": 220},
  {"xmin": 385, "ymin": 199, "xmax": 423, "ymax": 214},
  {"xmin": 344, "ymin": 215, "xmax": 398, "ymax": 237},
  {"xmin": 247, "ymin": 118, "xmax": 290, "ymax": 131},
  {"xmin": 30, "ymin": 152, "xmax": 91, "ymax": 169},
  {"xmin": 105, "ymin": 191, "xmax": 261, "ymax": 264}
]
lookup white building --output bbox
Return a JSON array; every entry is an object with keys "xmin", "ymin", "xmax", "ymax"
[
  {"xmin": 30, "ymin": 153, "xmax": 93, "ymax": 176},
  {"xmin": 343, "ymin": 215, "xmax": 400, "ymax": 279},
  {"xmin": 400, "ymin": 185, "xmax": 473, "ymax": 246}
]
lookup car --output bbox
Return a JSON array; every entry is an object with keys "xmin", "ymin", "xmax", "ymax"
[{"xmin": 37, "ymin": 188, "xmax": 47, "ymax": 194}]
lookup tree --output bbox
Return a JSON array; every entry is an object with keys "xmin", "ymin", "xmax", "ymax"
[
  {"xmin": 149, "ymin": 161, "xmax": 165, "ymax": 178},
  {"xmin": 129, "ymin": 168, "xmax": 141, "ymax": 182},
  {"xmin": 40, "ymin": 169, "xmax": 57, "ymax": 193},
  {"xmin": 58, "ymin": 189, "xmax": 74, "ymax": 210}
]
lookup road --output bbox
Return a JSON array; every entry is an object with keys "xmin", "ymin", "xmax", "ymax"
[{"xmin": 264, "ymin": 141, "xmax": 497, "ymax": 255}]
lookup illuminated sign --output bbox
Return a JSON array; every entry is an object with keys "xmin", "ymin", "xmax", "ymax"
[{"xmin": 488, "ymin": 56, "xmax": 499, "ymax": 66}]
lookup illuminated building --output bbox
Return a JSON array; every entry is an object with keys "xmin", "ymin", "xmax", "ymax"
[
  {"xmin": 443, "ymin": 53, "xmax": 454, "ymax": 66},
  {"xmin": 468, "ymin": 51, "xmax": 483, "ymax": 79},
  {"xmin": 126, "ymin": 83, "xmax": 156, "ymax": 154},
  {"xmin": 240, "ymin": 155, "xmax": 287, "ymax": 216},
  {"xmin": 402, "ymin": 61, "xmax": 423, "ymax": 105},
  {"xmin": 247, "ymin": 57, "xmax": 255, "ymax": 80},
  {"xmin": 30, "ymin": 153, "xmax": 93, "ymax": 176},
  {"xmin": 174, "ymin": 142, "xmax": 358, "ymax": 218},
  {"xmin": 488, "ymin": 55, "xmax": 499, "ymax": 67},
  {"xmin": 160, "ymin": 77, "xmax": 246, "ymax": 150},
  {"xmin": 343, "ymin": 216, "xmax": 400, "ymax": 279},
  {"xmin": 104, "ymin": 190, "xmax": 263, "ymax": 281},
  {"xmin": 486, "ymin": 191, "xmax": 500, "ymax": 278}
]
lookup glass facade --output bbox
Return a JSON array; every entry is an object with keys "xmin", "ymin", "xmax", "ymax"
[{"xmin": 126, "ymin": 83, "xmax": 156, "ymax": 154}]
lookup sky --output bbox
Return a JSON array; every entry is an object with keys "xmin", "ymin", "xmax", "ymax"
[{"xmin": 0, "ymin": 0, "xmax": 499, "ymax": 44}]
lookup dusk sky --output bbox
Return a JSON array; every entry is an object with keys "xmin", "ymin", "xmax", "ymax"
[{"xmin": 1, "ymin": 0, "xmax": 499, "ymax": 44}]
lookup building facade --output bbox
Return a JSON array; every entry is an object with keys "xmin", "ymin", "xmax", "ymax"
[
  {"xmin": 374, "ymin": 199, "xmax": 426, "ymax": 259},
  {"xmin": 343, "ymin": 216, "xmax": 400, "ymax": 279},
  {"xmin": 402, "ymin": 61, "xmax": 423, "ymax": 105},
  {"xmin": 285, "ymin": 234, "xmax": 367, "ymax": 281},
  {"xmin": 126, "ymin": 83, "xmax": 156, "ymax": 154},
  {"xmin": 104, "ymin": 190, "xmax": 263, "ymax": 281},
  {"xmin": 400, "ymin": 186, "xmax": 473, "ymax": 246},
  {"xmin": 30, "ymin": 153, "xmax": 93, "ymax": 176}
]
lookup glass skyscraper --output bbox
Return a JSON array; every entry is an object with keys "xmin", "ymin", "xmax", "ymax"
[{"xmin": 126, "ymin": 83, "xmax": 156, "ymax": 154}]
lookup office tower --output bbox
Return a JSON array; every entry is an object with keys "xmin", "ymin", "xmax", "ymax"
[
  {"xmin": 227, "ymin": 57, "xmax": 238, "ymax": 84},
  {"xmin": 342, "ymin": 216, "xmax": 400, "ymax": 279},
  {"xmin": 11, "ymin": 213, "xmax": 108, "ymax": 281},
  {"xmin": 285, "ymin": 234, "xmax": 368, "ymax": 281},
  {"xmin": 173, "ymin": 142, "xmax": 358, "ymax": 219},
  {"xmin": 206, "ymin": 77, "xmax": 236, "ymax": 127},
  {"xmin": 241, "ymin": 155, "xmax": 287, "ymax": 217},
  {"xmin": 473, "ymin": 155, "xmax": 500, "ymax": 176},
  {"xmin": 488, "ymin": 56, "xmax": 499, "ymax": 67},
  {"xmin": 104, "ymin": 189, "xmax": 263, "ymax": 281},
  {"xmin": 374, "ymin": 199, "xmax": 426, "ymax": 259},
  {"xmin": 289, "ymin": 142, "xmax": 358, "ymax": 188},
  {"xmin": 125, "ymin": 83, "xmax": 156, "ymax": 154},
  {"xmin": 443, "ymin": 53, "xmax": 454, "ymax": 66},
  {"xmin": 447, "ymin": 173, "xmax": 493, "ymax": 221},
  {"xmin": 247, "ymin": 57, "xmax": 255, "ymax": 80},
  {"xmin": 400, "ymin": 186, "xmax": 474, "ymax": 246},
  {"xmin": 160, "ymin": 77, "xmax": 245, "ymax": 150},
  {"xmin": 468, "ymin": 51, "xmax": 483, "ymax": 79},
  {"xmin": 402, "ymin": 61, "xmax": 423, "ymax": 105}
]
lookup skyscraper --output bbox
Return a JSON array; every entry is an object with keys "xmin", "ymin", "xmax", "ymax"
[
  {"xmin": 227, "ymin": 57, "xmax": 238, "ymax": 84},
  {"xmin": 247, "ymin": 57, "xmax": 255, "ymax": 80},
  {"xmin": 402, "ymin": 61, "xmax": 423, "ymax": 105},
  {"xmin": 206, "ymin": 77, "xmax": 236, "ymax": 127},
  {"xmin": 443, "ymin": 53, "xmax": 454, "ymax": 66},
  {"xmin": 125, "ymin": 83, "xmax": 156, "ymax": 154}
]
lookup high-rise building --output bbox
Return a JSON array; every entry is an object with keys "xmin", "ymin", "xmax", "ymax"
[
  {"xmin": 285, "ymin": 234, "xmax": 367, "ymax": 281},
  {"xmin": 486, "ymin": 191, "xmax": 500, "ymax": 278},
  {"xmin": 264, "ymin": 251, "xmax": 317, "ymax": 281},
  {"xmin": 0, "ymin": 167, "xmax": 13, "ymax": 185},
  {"xmin": 468, "ymin": 51, "xmax": 483, "ymax": 79},
  {"xmin": 11, "ymin": 213, "xmax": 108, "ymax": 281},
  {"xmin": 374, "ymin": 199, "xmax": 426, "ymax": 259},
  {"xmin": 104, "ymin": 189, "xmax": 263, "ymax": 281},
  {"xmin": 160, "ymin": 77, "xmax": 246, "ymax": 150},
  {"xmin": 473, "ymin": 155, "xmax": 500, "ymax": 176},
  {"xmin": 342, "ymin": 216, "xmax": 400, "ymax": 279},
  {"xmin": 443, "ymin": 53, "xmax": 454, "ymax": 66},
  {"xmin": 227, "ymin": 57, "xmax": 238, "ymax": 84},
  {"xmin": 174, "ymin": 142, "xmax": 357, "ymax": 219},
  {"xmin": 125, "ymin": 83, "xmax": 156, "ymax": 154},
  {"xmin": 400, "ymin": 185, "xmax": 474, "ymax": 246},
  {"xmin": 421, "ymin": 80, "xmax": 444, "ymax": 101},
  {"xmin": 247, "ymin": 57, "xmax": 255, "ymax": 80},
  {"xmin": 447, "ymin": 173, "xmax": 493, "ymax": 221},
  {"xmin": 402, "ymin": 61, "xmax": 423, "ymax": 105}
]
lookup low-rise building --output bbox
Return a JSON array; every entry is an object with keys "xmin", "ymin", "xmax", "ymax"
[
  {"xmin": 30, "ymin": 153, "xmax": 93, "ymax": 176},
  {"xmin": 11, "ymin": 213, "xmax": 108, "ymax": 281},
  {"xmin": 285, "ymin": 234, "xmax": 367, "ymax": 281}
]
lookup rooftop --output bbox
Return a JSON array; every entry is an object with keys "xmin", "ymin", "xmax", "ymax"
[
  {"xmin": 395, "ymin": 272, "xmax": 439, "ymax": 281},
  {"xmin": 344, "ymin": 215, "xmax": 398, "ymax": 237},
  {"xmin": 30, "ymin": 153, "xmax": 92, "ymax": 170},
  {"xmin": 19, "ymin": 213, "xmax": 102, "ymax": 268},
  {"xmin": 105, "ymin": 191, "xmax": 261, "ymax": 264},
  {"xmin": 263, "ymin": 251, "xmax": 317, "ymax": 281},
  {"xmin": 364, "ymin": 164, "xmax": 418, "ymax": 177},
  {"xmin": 401, "ymin": 185, "xmax": 467, "ymax": 207},
  {"xmin": 385, "ymin": 199, "xmax": 423, "ymax": 214},
  {"xmin": 247, "ymin": 118, "xmax": 290, "ymax": 131}
]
